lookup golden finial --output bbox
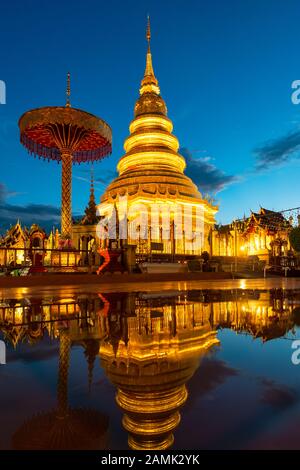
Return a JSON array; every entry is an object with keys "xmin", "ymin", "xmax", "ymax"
[
  {"xmin": 144, "ymin": 15, "xmax": 155, "ymax": 78},
  {"xmin": 146, "ymin": 15, "xmax": 151, "ymax": 46},
  {"xmin": 66, "ymin": 72, "xmax": 71, "ymax": 107},
  {"xmin": 140, "ymin": 15, "xmax": 160, "ymax": 95}
]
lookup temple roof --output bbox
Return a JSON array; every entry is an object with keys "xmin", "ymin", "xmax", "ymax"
[
  {"xmin": 215, "ymin": 207, "xmax": 291, "ymax": 234},
  {"xmin": 0, "ymin": 221, "xmax": 28, "ymax": 247},
  {"xmin": 0, "ymin": 222, "xmax": 48, "ymax": 247},
  {"xmin": 247, "ymin": 208, "xmax": 290, "ymax": 232}
]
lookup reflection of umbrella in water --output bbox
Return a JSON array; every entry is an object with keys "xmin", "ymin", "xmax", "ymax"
[{"xmin": 13, "ymin": 328, "xmax": 108, "ymax": 450}]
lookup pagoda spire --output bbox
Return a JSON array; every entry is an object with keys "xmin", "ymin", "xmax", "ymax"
[
  {"xmin": 90, "ymin": 166, "xmax": 95, "ymax": 202},
  {"xmin": 144, "ymin": 15, "xmax": 154, "ymax": 77},
  {"xmin": 140, "ymin": 16, "xmax": 160, "ymax": 95},
  {"xmin": 146, "ymin": 14, "xmax": 151, "ymax": 42},
  {"xmin": 81, "ymin": 167, "xmax": 98, "ymax": 225}
]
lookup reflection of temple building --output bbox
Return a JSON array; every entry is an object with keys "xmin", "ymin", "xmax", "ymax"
[
  {"xmin": 210, "ymin": 290, "xmax": 297, "ymax": 341},
  {"xmin": 0, "ymin": 295, "xmax": 105, "ymax": 349},
  {"xmin": 99, "ymin": 19, "xmax": 217, "ymax": 257},
  {"xmin": 211, "ymin": 208, "xmax": 292, "ymax": 262},
  {"xmin": 1, "ymin": 289, "xmax": 300, "ymax": 449},
  {"xmin": 1, "ymin": 290, "xmax": 299, "ymax": 350}
]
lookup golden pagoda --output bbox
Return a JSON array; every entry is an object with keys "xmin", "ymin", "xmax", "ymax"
[{"xmin": 99, "ymin": 18, "xmax": 217, "ymax": 256}]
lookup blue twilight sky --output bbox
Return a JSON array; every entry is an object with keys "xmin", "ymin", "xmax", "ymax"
[{"xmin": 0, "ymin": 0, "xmax": 300, "ymax": 231}]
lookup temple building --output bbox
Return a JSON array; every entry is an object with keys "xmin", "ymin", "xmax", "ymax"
[
  {"xmin": 0, "ymin": 222, "xmax": 48, "ymax": 267},
  {"xmin": 211, "ymin": 207, "xmax": 293, "ymax": 263},
  {"xmin": 99, "ymin": 19, "xmax": 217, "ymax": 258}
]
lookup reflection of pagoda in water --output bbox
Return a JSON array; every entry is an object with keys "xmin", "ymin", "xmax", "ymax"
[
  {"xmin": 99, "ymin": 294, "xmax": 219, "ymax": 450},
  {"xmin": 1, "ymin": 289, "xmax": 300, "ymax": 449},
  {"xmin": 97, "ymin": 289, "xmax": 300, "ymax": 449}
]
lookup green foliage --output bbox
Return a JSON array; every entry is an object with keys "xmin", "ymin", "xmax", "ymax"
[
  {"xmin": 84, "ymin": 199, "xmax": 98, "ymax": 224},
  {"xmin": 82, "ymin": 189, "xmax": 99, "ymax": 225},
  {"xmin": 201, "ymin": 251, "xmax": 210, "ymax": 262},
  {"xmin": 289, "ymin": 227, "xmax": 300, "ymax": 252}
]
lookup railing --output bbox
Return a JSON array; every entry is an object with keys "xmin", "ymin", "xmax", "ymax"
[{"xmin": 0, "ymin": 247, "xmax": 94, "ymax": 269}]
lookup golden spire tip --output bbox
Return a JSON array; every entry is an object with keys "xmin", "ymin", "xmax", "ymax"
[
  {"xmin": 140, "ymin": 14, "xmax": 159, "ymax": 92},
  {"xmin": 66, "ymin": 71, "xmax": 71, "ymax": 107},
  {"xmin": 146, "ymin": 15, "xmax": 151, "ymax": 44}
]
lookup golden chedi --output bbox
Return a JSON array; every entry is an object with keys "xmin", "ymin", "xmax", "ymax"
[{"xmin": 100, "ymin": 18, "xmax": 217, "ymax": 255}]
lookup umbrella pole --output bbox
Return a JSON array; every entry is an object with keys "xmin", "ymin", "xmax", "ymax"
[
  {"xmin": 57, "ymin": 328, "xmax": 71, "ymax": 418},
  {"xmin": 61, "ymin": 149, "xmax": 73, "ymax": 240}
]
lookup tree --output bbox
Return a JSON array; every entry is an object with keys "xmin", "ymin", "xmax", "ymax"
[
  {"xmin": 289, "ymin": 227, "xmax": 300, "ymax": 252},
  {"xmin": 83, "ymin": 194, "xmax": 98, "ymax": 225}
]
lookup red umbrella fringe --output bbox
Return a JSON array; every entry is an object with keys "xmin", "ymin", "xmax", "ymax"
[{"xmin": 20, "ymin": 134, "xmax": 112, "ymax": 163}]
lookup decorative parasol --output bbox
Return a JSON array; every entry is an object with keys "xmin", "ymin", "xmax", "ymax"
[{"xmin": 19, "ymin": 73, "xmax": 112, "ymax": 240}]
